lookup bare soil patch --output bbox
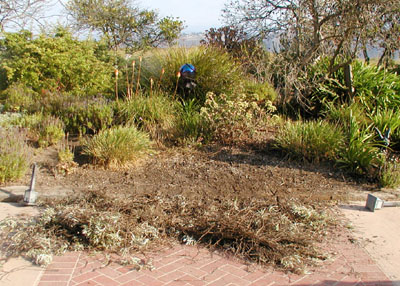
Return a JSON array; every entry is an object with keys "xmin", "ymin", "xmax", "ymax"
[
  {"xmin": 6, "ymin": 144, "xmax": 399, "ymax": 274},
  {"xmin": 29, "ymin": 145, "xmax": 374, "ymax": 202}
]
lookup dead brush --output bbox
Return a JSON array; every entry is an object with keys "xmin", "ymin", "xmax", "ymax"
[{"xmin": 0, "ymin": 189, "xmax": 333, "ymax": 273}]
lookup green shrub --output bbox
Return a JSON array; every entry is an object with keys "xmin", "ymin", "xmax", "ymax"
[
  {"xmin": 114, "ymin": 93, "xmax": 178, "ymax": 142},
  {"xmin": 8, "ymin": 112, "xmax": 65, "ymax": 147},
  {"xmin": 275, "ymin": 120, "xmax": 344, "ymax": 162},
  {"xmin": 82, "ymin": 125, "xmax": 151, "ymax": 168},
  {"xmin": 352, "ymin": 61, "xmax": 400, "ymax": 113},
  {"xmin": 324, "ymin": 102, "xmax": 368, "ymax": 127},
  {"xmin": 37, "ymin": 116, "xmax": 65, "ymax": 148},
  {"xmin": 141, "ymin": 46, "xmax": 244, "ymax": 102},
  {"xmin": 369, "ymin": 108, "xmax": 400, "ymax": 149},
  {"xmin": 1, "ymin": 83, "xmax": 38, "ymax": 112},
  {"xmin": 200, "ymin": 92, "xmax": 272, "ymax": 144},
  {"xmin": 243, "ymin": 80, "xmax": 277, "ymax": 102},
  {"xmin": 0, "ymin": 28, "xmax": 113, "ymax": 96},
  {"xmin": 7, "ymin": 113, "xmax": 42, "ymax": 129},
  {"xmin": 39, "ymin": 94, "xmax": 114, "ymax": 135},
  {"xmin": 0, "ymin": 128, "xmax": 31, "ymax": 183}
]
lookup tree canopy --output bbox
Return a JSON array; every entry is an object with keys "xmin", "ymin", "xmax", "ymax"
[
  {"xmin": 0, "ymin": 0, "xmax": 49, "ymax": 31},
  {"xmin": 66, "ymin": 0, "xmax": 184, "ymax": 51},
  {"xmin": 223, "ymin": 0, "xmax": 400, "ymax": 69}
]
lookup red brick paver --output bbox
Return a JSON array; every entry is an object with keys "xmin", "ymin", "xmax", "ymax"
[{"xmin": 38, "ymin": 229, "xmax": 395, "ymax": 286}]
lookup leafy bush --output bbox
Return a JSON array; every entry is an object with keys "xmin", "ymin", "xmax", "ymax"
[
  {"xmin": 352, "ymin": 61, "xmax": 400, "ymax": 113},
  {"xmin": 0, "ymin": 128, "xmax": 31, "ymax": 183},
  {"xmin": 7, "ymin": 112, "xmax": 65, "ymax": 147},
  {"xmin": 0, "ymin": 28, "xmax": 113, "ymax": 96},
  {"xmin": 275, "ymin": 120, "xmax": 344, "ymax": 162},
  {"xmin": 200, "ymin": 92, "xmax": 273, "ymax": 144},
  {"xmin": 37, "ymin": 93, "xmax": 114, "ymax": 135},
  {"xmin": 369, "ymin": 108, "xmax": 400, "ymax": 149},
  {"xmin": 141, "ymin": 46, "xmax": 244, "ymax": 102},
  {"xmin": 1, "ymin": 82, "xmax": 38, "ymax": 112},
  {"xmin": 243, "ymin": 80, "xmax": 277, "ymax": 102},
  {"xmin": 82, "ymin": 125, "xmax": 151, "ymax": 168}
]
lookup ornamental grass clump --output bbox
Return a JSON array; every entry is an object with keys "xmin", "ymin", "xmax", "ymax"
[
  {"xmin": 379, "ymin": 158, "xmax": 400, "ymax": 188},
  {"xmin": 0, "ymin": 128, "xmax": 31, "ymax": 183},
  {"xmin": 114, "ymin": 93, "xmax": 179, "ymax": 142},
  {"xmin": 142, "ymin": 46, "xmax": 244, "ymax": 102},
  {"xmin": 275, "ymin": 120, "xmax": 344, "ymax": 163},
  {"xmin": 82, "ymin": 125, "xmax": 151, "ymax": 168}
]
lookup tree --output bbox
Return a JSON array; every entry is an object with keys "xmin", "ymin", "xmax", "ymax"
[
  {"xmin": 224, "ymin": 0, "xmax": 399, "ymax": 70},
  {"xmin": 201, "ymin": 26, "xmax": 268, "ymax": 78},
  {"xmin": 223, "ymin": 0, "xmax": 400, "ymax": 110},
  {"xmin": 66, "ymin": 0, "xmax": 183, "ymax": 51},
  {"xmin": 0, "ymin": 0, "xmax": 49, "ymax": 31}
]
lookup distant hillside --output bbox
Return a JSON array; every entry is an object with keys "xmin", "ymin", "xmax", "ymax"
[{"xmin": 177, "ymin": 33, "xmax": 204, "ymax": 47}]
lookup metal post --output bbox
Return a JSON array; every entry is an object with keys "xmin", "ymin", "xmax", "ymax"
[{"xmin": 23, "ymin": 163, "xmax": 38, "ymax": 206}]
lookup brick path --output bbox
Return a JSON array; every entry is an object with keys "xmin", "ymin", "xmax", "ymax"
[{"xmin": 37, "ymin": 228, "xmax": 394, "ymax": 286}]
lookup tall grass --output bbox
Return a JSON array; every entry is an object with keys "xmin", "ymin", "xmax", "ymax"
[
  {"xmin": 0, "ymin": 128, "xmax": 32, "ymax": 183},
  {"xmin": 114, "ymin": 93, "xmax": 179, "ymax": 142},
  {"xmin": 82, "ymin": 125, "xmax": 151, "ymax": 168},
  {"xmin": 275, "ymin": 120, "xmax": 344, "ymax": 162},
  {"xmin": 174, "ymin": 99, "xmax": 209, "ymax": 145},
  {"xmin": 142, "ymin": 46, "xmax": 244, "ymax": 102}
]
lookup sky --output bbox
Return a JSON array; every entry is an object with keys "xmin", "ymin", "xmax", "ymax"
[{"xmin": 139, "ymin": 0, "xmax": 227, "ymax": 33}]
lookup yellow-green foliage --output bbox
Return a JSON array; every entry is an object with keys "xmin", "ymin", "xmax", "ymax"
[
  {"xmin": 275, "ymin": 120, "xmax": 344, "ymax": 162},
  {"xmin": 200, "ymin": 92, "xmax": 274, "ymax": 144},
  {"xmin": 0, "ymin": 128, "xmax": 31, "ymax": 183},
  {"xmin": 142, "ymin": 46, "xmax": 244, "ymax": 101},
  {"xmin": 244, "ymin": 80, "xmax": 277, "ymax": 102},
  {"xmin": 1, "ymin": 82, "xmax": 38, "ymax": 112},
  {"xmin": 114, "ymin": 94, "xmax": 179, "ymax": 141},
  {"xmin": 82, "ymin": 125, "xmax": 151, "ymax": 168},
  {"xmin": 379, "ymin": 159, "xmax": 400, "ymax": 188},
  {"xmin": 0, "ymin": 28, "xmax": 113, "ymax": 96}
]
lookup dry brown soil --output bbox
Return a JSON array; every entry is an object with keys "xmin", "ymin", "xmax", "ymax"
[
  {"xmin": 24, "ymin": 144, "xmax": 389, "ymax": 203},
  {"xmin": 6, "ymin": 144, "xmax": 400, "ymax": 281}
]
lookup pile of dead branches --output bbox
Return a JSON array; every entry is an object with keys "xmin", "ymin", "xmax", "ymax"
[{"xmin": 0, "ymin": 188, "xmax": 334, "ymax": 273}]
